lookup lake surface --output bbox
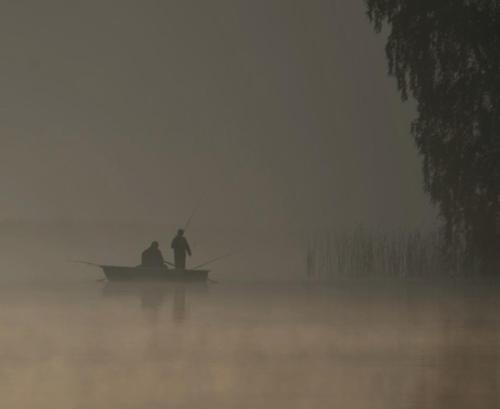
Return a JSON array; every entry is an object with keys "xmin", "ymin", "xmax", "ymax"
[{"xmin": 0, "ymin": 279, "xmax": 498, "ymax": 409}]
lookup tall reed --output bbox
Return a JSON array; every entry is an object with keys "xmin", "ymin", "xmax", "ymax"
[{"xmin": 305, "ymin": 227, "xmax": 457, "ymax": 279}]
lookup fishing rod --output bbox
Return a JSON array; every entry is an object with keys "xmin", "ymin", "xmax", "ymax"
[
  {"xmin": 69, "ymin": 260, "xmax": 102, "ymax": 267},
  {"xmin": 71, "ymin": 259, "xmax": 177, "ymax": 268},
  {"xmin": 192, "ymin": 251, "xmax": 240, "ymax": 270},
  {"xmin": 183, "ymin": 195, "xmax": 204, "ymax": 232}
]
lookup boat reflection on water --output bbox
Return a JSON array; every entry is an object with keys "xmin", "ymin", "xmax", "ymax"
[{"xmin": 102, "ymin": 281, "xmax": 208, "ymax": 324}]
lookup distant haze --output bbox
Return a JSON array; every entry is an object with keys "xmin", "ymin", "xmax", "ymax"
[{"xmin": 0, "ymin": 0, "xmax": 433, "ymax": 230}]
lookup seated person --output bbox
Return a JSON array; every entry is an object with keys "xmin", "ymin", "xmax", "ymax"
[{"xmin": 141, "ymin": 241, "xmax": 165, "ymax": 267}]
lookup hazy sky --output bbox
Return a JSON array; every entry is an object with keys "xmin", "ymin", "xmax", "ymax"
[{"xmin": 0, "ymin": 0, "xmax": 433, "ymax": 230}]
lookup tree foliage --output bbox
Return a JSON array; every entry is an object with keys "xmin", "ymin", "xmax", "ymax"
[{"xmin": 366, "ymin": 0, "xmax": 500, "ymax": 273}]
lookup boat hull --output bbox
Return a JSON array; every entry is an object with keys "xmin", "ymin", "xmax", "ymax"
[{"xmin": 100, "ymin": 265, "xmax": 209, "ymax": 282}]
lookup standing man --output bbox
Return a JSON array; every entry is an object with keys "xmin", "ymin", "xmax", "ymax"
[{"xmin": 171, "ymin": 229, "xmax": 192, "ymax": 269}]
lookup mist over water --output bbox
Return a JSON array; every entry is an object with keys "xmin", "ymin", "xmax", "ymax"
[
  {"xmin": 1, "ymin": 227, "xmax": 499, "ymax": 408},
  {"xmin": 1, "ymin": 0, "xmax": 499, "ymax": 407}
]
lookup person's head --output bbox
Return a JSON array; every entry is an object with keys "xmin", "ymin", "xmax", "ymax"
[
  {"xmin": 151, "ymin": 241, "xmax": 159, "ymax": 249},
  {"xmin": 177, "ymin": 229, "xmax": 184, "ymax": 236}
]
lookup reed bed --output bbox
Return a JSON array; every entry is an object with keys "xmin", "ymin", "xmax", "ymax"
[{"xmin": 305, "ymin": 227, "xmax": 456, "ymax": 279}]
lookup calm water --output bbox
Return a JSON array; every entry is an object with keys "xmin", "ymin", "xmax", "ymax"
[{"xmin": 0, "ymin": 279, "xmax": 498, "ymax": 409}]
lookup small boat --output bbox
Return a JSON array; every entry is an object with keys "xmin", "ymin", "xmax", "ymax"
[{"xmin": 100, "ymin": 265, "xmax": 210, "ymax": 282}]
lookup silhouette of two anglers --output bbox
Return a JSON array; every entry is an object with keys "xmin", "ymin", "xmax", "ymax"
[
  {"xmin": 171, "ymin": 229, "xmax": 192, "ymax": 269},
  {"xmin": 141, "ymin": 230, "xmax": 192, "ymax": 270}
]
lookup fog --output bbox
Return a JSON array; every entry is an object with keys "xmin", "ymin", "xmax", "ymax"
[
  {"xmin": 0, "ymin": 0, "xmax": 432, "ymax": 230},
  {"xmin": 1, "ymin": 1, "xmax": 498, "ymax": 408},
  {"xmin": 1, "ymin": 276, "xmax": 499, "ymax": 408}
]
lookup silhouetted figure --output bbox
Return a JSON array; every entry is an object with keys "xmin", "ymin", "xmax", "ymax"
[
  {"xmin": 171, "ymin": 229, "xmax": 191, "ymax": 269},
  {"xmin": 141, "ymin": 241, "xmax": 165, "ymax": 267}
]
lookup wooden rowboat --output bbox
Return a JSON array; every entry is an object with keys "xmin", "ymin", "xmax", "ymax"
[{"xmin": 100, "ymin": 265, "xmax": 210, "ymax": 282}]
